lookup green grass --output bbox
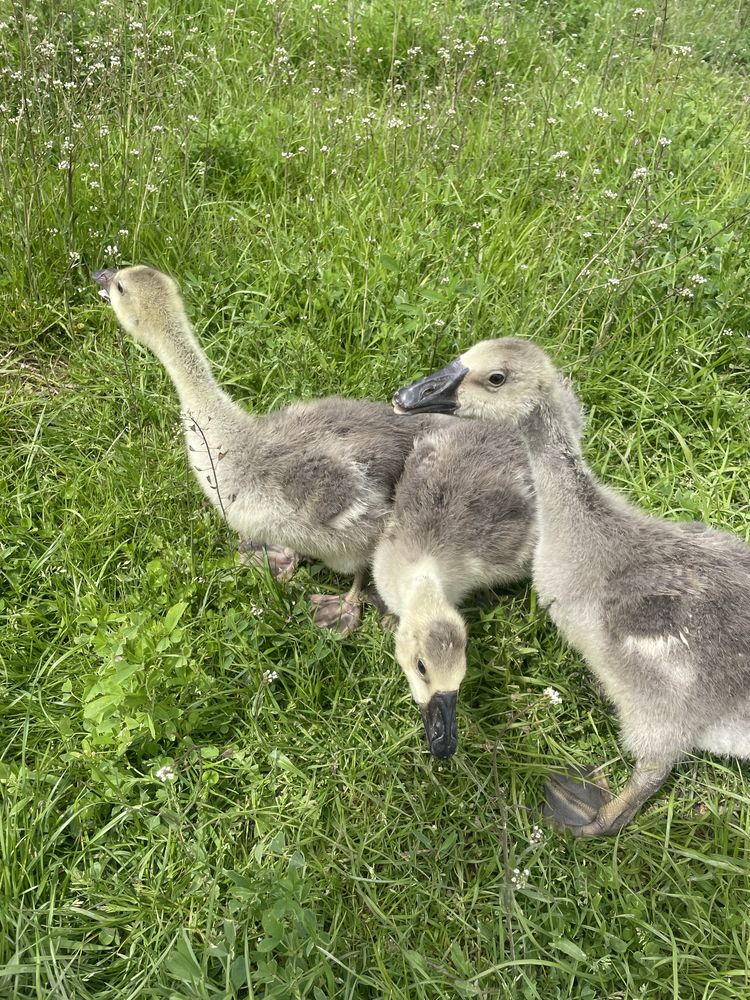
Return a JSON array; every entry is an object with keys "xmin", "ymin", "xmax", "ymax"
[{"xmin": 2, "ymin": 0, "xmax": 750, "ymax": 996}]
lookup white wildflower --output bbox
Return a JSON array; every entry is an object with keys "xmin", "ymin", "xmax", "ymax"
[
  {"xmin": 156, "ymin": 765, "xmax": 176, "ymax": 782},
  {"xmin": 543, "ymin": 686, "xmax": 563, "ymax": 704},
  {"xmin": 510, "ymin": 867, "xmax": 531, "ymax": 887}
]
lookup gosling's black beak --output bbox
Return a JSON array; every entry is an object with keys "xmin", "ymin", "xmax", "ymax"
[
  {"xmin": 420, "ymin": 691, "xmax": 459, "ymax": 759},
  {"xmin": 92, "ymin": 268, "xmax": 117, "ymax": 302},
  {"xmin": 392, "ymin": 357, "xmax": 468, "ymax": 415}
]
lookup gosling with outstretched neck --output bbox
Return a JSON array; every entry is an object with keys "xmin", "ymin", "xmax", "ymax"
[{"xmin": 94, "ymin": 264, "xmax": 449, "ymax": 633}]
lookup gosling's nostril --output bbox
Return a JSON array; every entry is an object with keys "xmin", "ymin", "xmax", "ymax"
[{"xmin": 420, "ymin": 379, "xmax": 444, "ymax": 400}]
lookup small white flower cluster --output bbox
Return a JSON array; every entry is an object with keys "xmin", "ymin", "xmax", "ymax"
[
  {"xmin": 156, "ymin": 765, "xmax": 176, "ymax": 782},
  {"xmin": 658, "ymin": 136, "xmax": 671, "ymax": 147},
  {"xmin": 262, "ymin": 669, "xmax": 279, "ymax": 684},
  {"xmin": 677, "ymin": 274, "xmax": 707, "ymax": 299},
  {"xmin": 510, "ymin": 866, "xmax": 531, "ymax": 887},
  {"xmin": 632, "ymin": 166, "xmax": 648, "ymax": 180},
  {"xmin": 551, "ymin": 149, "xmax": 568, "ymax": 160},
  {"xmin": 543, "ymin": 686, "xmax": 563, "ymax": 704}
]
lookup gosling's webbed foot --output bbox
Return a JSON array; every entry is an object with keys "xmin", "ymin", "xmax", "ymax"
[
  {"xmin": 239, "ymin": 540, "xmax": 300, "ymax": 582},
  {"xmin": 543, "ymin": 760, "xmax": 671, "ymax": 837},
  {"xmin": 309, "ymin": 593, "xmax": 362, "ymax": 635},
  {"xmin": 542, "ymin": 766, "xmax": 613, "ymax": 836}
]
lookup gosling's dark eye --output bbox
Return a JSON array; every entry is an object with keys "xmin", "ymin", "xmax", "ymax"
[
  {"xmin": 116, "ymin": 281, "xmax": 124, "ymax": 294},
  {"xmin": 488, "ymin": 372, "xmax": 506, "ymax": 386},
  {"xmin": 417, "ymin": 660, "xmax": 427, "ymax": 676}
]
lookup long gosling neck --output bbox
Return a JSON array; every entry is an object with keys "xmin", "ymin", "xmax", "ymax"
[
  {"xmin": 401, "ymin": 574, "xmax": 453, "ymax": 632},
  {"xmin": 518, "ymin": 381, "xmax": 610, "ymax": 533},
  {"xmin": 148, "ymin": 314, "xmax": 232, "ymax": 418}
]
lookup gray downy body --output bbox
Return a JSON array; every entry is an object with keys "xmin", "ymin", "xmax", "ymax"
[
  {"xmin": 374, "ymin": 420, "xmax": 536, "ymax": 613},
  {"xmin": 525, "ymin": 400, "xmax": 750, "ymax": 765},
  {"xmin": 189, "ymin": 394, "xmax": 452, "ymax": 575}
]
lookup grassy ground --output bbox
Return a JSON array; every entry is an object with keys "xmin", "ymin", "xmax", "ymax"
[{"xmin": 2, "ymin": 0, "xmax": 750, "ymax": 996}]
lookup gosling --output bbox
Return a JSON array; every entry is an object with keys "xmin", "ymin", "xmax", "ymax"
[
  {"xmin": 94, "ymin": 265, "xmax": 448, "ymax": 633},
  {"xmin": 393, "ymin": 338, "xmax": 750, "ymax": 836},
  {"xmin": 372, "ymin": 420, "xmax": 536, "ymax": 758}
]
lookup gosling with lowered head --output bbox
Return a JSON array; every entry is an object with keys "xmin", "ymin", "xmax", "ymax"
[{"xmin": 372, "ymin": 419, "xmax": 536, "ymax": 758}]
